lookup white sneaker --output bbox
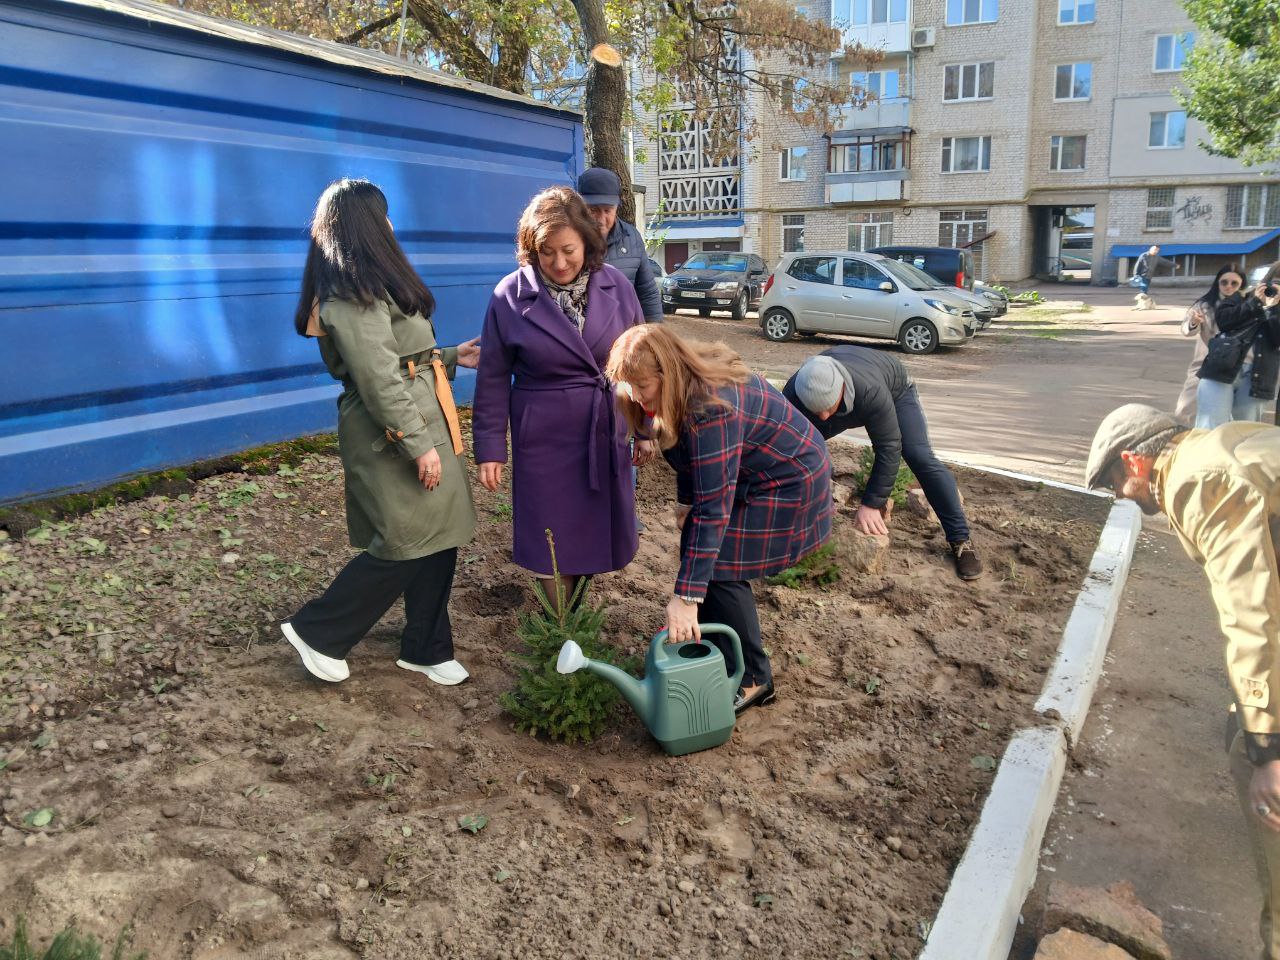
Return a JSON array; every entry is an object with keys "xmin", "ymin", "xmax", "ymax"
[
  {"xmin": 281, "ymin": 622, "xmax": 349, "ymax": 682},
  {"xmin": 396, "ymin": 658, "xmax": 470, "ymax": 685}
]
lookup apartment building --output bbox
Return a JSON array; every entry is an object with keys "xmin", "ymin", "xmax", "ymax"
[{"xmin": 634, "ymin": 0, "xmax": 1280, "ymax": 284}]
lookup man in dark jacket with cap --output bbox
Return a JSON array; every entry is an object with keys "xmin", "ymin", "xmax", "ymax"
[
  {"xmin": 577, "ymin": 167, "xmax": 662, "ymax": 322},
  {"xmin": 782, "ymin": 345, "xmax": 982, "ymax": 580}
]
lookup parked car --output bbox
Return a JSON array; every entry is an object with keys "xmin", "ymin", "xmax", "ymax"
[
  {"xmin": 661, "ymin": 252, "xmax": 770, "ymax": 321},
  {"xmin": 973, "ymin": 279, "xmax": 1009, "ymax": 316},
  {"xmin": 757, "ymin": 252, "xmax": 977, "ymax": 354},
  {"xmin": 870, "ymin": 245, "xmax": 976, "ymax": 291}
]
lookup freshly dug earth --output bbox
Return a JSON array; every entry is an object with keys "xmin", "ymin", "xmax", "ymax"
[{"xmin": 0, "ymin": 433, "xmax": 1109, "ymax": 959}]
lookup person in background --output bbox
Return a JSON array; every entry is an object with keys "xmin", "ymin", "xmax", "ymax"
[
  {"xmin": 782, "ymin": 346, "xmax": 982, "ymax": 581},
  {"xmin": 1130, "ymin": 244, "xmax": 1179, "ymax": 310},
  {"xmin": 577, "ymin": 167, "xmax": 663, "ymax": 323},
  {"xmin": 1086, "ymin": 404, "xmax": 1280, "ymax": 959},
  {"xmin": 606, "ymin": 325, "xmax": 833, "ymax": 714},
  {"xmin": 1175, "ymin": 264, "xmax": 1245, "ymax": 422},
  {"xmin": 1194, "ymin": 266, "xmax": 1280, "ymax": 429},
  {"xmin": 281, "ymin": 178, "xmax": 478, "ymax": 687},
  {"xmin": 473, "ymin": 186, "xmax": 652, "ymax": 611}
]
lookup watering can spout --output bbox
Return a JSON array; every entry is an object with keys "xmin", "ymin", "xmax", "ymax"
[{"xmin": 557, "ymin": 640, "xmax": 652, "ymax": 724}]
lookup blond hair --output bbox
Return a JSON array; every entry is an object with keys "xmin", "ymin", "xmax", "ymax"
[{"xmin": 605, "ymin": 325, "xmax": 750, "ymax": 449}]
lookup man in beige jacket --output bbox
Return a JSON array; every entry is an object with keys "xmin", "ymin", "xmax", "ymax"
[{"xmin": 1087, "ymin": 404, "xmax": 1280, "ymax": 958}]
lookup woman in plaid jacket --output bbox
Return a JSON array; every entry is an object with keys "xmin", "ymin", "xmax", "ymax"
[{"xmin": 606, "ymin": 325, "xmax": 833, "ymax": 713}]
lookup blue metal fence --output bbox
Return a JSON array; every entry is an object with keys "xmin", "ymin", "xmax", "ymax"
[{"xmin": 0, "ymin": 0, "xmax": 583, "ymax": 504}]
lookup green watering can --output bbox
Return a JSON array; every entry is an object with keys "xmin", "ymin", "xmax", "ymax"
[{"xmin": 556, "ymin": 623, "xmax": 744, "ymax": 757}]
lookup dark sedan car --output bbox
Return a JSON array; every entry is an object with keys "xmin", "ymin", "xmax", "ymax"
[{"xmin": 661, "ymin": 252, "xmax": 769, "ymax": 321}]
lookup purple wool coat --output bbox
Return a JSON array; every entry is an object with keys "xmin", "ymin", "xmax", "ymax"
[{"xmin": 472, "ymin": 263, "xmax": 643, "ymax": 576}]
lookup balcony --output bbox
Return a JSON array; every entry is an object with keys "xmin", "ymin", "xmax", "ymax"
[
  {"xmin": 826, "ymin": 128, "xmax": 911, "ymax": 205},
  {"xmin": 831, "ymin": 0, "xmax": 912, "ymax": 54},
  {"xmin": 842, "ymin": 96, "xmax": 910, "ymax": 130}
]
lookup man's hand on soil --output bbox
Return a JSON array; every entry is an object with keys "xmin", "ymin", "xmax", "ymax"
[
  {"xmin": 1250, "ymin": 761, "xmax": 1280, "ymax": 833},
  {"xmin": 854, "ymin": 503, "xmax": 889, "ymax": 537}
]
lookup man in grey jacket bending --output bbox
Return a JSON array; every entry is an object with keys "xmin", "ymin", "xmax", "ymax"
[{"xmin": 577, "ymin": 167, "xmax": 663, "ymax": 322}]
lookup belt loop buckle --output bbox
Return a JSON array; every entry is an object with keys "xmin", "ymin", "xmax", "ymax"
[{"xmin": 407, "ymin": 359, "xmax": 417, "ymax": 380}]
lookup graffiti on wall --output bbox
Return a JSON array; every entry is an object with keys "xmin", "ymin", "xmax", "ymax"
[{"xmin": 1177, "ymin": 195, "xmax": 1213, "ymax": 225}]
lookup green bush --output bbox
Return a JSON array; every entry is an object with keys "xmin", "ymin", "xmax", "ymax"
[
  {"xmin": 848, "ymin": 447, "xmax": 915, "ymax": 508},
  {"xmin": 0, "ymin": 917, "xmax": 145, "ymax": 960},
  {"xmin": 499, "ymin": 533, "xmax": 630, "ymax": 743},
  {"xmin": 766, "ymin": 542, "xmax": 841, "ymax": 588}
]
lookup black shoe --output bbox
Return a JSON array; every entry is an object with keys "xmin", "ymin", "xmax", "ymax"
[
  {"xmin": 948, "ymin": 541, "xmax": 983, "ymax": 581},
  {"xmin": 734, "ymin": 681, "xmax": 776, "ymax": 714}
]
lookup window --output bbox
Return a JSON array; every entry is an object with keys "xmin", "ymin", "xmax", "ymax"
[
  {"xmin": 1226, "ymin": 184, "xmax": 1280, "ymax": 229},
  {"xmin": 787, "ymin": 255, "xmax": 836, "ymax": 284},
  {"xmin": 782, "ymin": 214, "xmax": 806, "ymax": 253},
  {"xmin": 1054, "ymin": 63, "xmax": 1091, "ymax": 100},
  {"xmin": 1050, "ymin": 135, "xmax": 1087, "ymax": 171},
  {"xmin": 939, "ymin": 209, "xmax": 989, "ymax": 276},
  {"xmin": 943, "ymin": 62, "xmax": 994, "ymax": 102},
  {"xmin": 779, "ymin": 146, "xmax": 808, "ymax": 182},
  {"xmin": 947, "ymin": 0, "xmax": 998, "ymax": 25},
  {"xmin": 941, "ymin": 136, "xmax": 991, "ymax": 173},
  {"xmin": 829, "ymin": 136, "xmax": 908, "ymax": 174},
  {"xmin": 843, "ymin": 258, "xmax": 888, "ymax": 290},
  {"xmin": 1145, "ymin": 188, "xmax": 1176, "ymax": 230},
  {"xmin": 1058, "ymin": 0, "xmax": 1094, "ymax": 25},
  {"xmin": 848, "ymin": 211, "xmax": 894, "ymax": 251},
  {"xmin": 852, "ymin": 69, "xmax": 901, "ymax": 100},
  {"xmin": 1154, "ymin": 33, "xmax": 1194, "ymax": 72},
  {"xmin": 1148, "ymin": 111, "xmax": 1187, "ymax": 149},
  {"xmin": 845, "ymin": 0, "xmax": 909, "ymax": 25}
]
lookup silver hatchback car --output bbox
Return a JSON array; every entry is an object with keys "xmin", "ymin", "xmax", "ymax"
[{"xmin": 758, "ymin": 252, "xmax": 977, "ymax": 354}]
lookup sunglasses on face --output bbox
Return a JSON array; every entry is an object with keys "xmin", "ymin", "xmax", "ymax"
[{"xmin": 1219, "ymin": 278, "xmax": 1242, "ymax": 288}]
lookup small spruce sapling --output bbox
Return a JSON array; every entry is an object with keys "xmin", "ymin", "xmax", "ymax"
[{"xmin": 500, "ymin": 531, "xmax": 629, "ymax": 743}]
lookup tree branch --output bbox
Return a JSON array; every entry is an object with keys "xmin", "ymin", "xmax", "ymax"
[{"xmin": 338, "ymin": 11, "xmax": 403, "ymax": 45}]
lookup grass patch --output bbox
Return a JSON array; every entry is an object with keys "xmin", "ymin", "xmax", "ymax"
[
  {"xmin": 0, "ymin": 916, "xmax": 145, "ymax": 960},
  {"xmin": 848, "ymin": 446, "xmax": 914, "ymax": 508},
  {"xmin": 766, "ymin": 542, "xmax": 841, "ymax": 588}
]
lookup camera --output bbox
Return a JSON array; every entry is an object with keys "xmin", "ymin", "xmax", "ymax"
[{"xmin": 1266, "ymin": 284, "xmax": 1279, "ymax": 299}]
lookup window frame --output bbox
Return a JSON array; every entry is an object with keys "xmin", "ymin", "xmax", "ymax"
[
  {"xmin": 851, "ymin": 68, "xmax": 902, "ymax": 101},
  {"xmin": 1145, "ymin": 187, "xmax": 1176, "ymax": 231},
  {"xmin": 1148, "ymin": 111, "xmax": 1187, "ymax": 150},
  {"xmin": 846, "ymin": 211, "xmax": 895, "ymax": 252},
  {"xmin": 1057, "ymin": 0, "xmax": 1095, "ymax": 26},
  {"xmin": 782, "ymin": 214, "xmax": 807, "ymax": 254},
  {"xmin": 1053, "ymin": 62, "xmax": 1092, "ymax": 102},
  {"xmin": 1226, "ymin": 184, "xmax": 1280, "ymax": 230},
  {"xmin": 1153, "ymin": 32, "xmax": 1194, "ymax": 73},
  {"xmin": 941, "ymin": 135, "xmax": 992, "ymax": 174},
  {"xmin": 1049, "ymin": 134, "xmax": 1087, "ymax": 172},
  {"xmin": 946, "ymin": 0, "xmax": 998, "ymax": 26},
  {"xmin": 779, "ymin": 146, "xmax": 809, "ymax": 182},
  {"xmin": 850, "ymin": 0, "xmax": 909, "ymax": 26},
  {"xmin": 786, "ymin": 254, "xmax": 836, "ymax": 284},
  {"xmin": 943, "ymin": 61, "xmax": 995, "ymax": 103},
  {"xmin": 828, "ymin": 136, "xmax": 909, "ymax": 174}
]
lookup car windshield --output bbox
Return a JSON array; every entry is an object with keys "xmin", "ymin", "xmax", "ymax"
[
  {"xmin": 881, "ymin": 259, "xmax": 942, "ymax": 291},
  {"xmin": 681, "ymin": 255, "xmax": 748, "ymax": 272}
]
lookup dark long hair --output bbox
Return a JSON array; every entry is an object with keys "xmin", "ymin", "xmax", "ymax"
[
  {"xmin": 293, "ymin": 179, "xmax": 435, "ymax": 336},
  {"xmin": 1195, "ymin": 263, "xmax": 1245, "ymax": 311}
]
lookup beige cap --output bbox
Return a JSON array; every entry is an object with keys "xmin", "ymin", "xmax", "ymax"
[{"xmin": 1084, "ymin": 403, "xmax": 1181, "ymax": 489}]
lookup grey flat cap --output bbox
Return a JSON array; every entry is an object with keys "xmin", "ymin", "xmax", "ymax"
[
  {"xmin": 1085, "ymin": 403, "xmax": 1181, "ymax": 489},
  {"xmin": 794, "ymin": 356, "xmax": 845, "ymax": 413}
]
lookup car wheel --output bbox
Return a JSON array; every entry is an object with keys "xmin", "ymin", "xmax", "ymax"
[
  {"xmin": 730, "ymin": 290, "xmax": 748, "ymax": 321},
  {"xmin": 898, "ymin": 319, "xmax": 938, "ymax": 355},
  {"xmin": 762, "ymin": 309, "xmax": 796, "ymax": 342},
  {"xmin": 698, "ymin": 307, "xmax": 712, "ymax": 317}
]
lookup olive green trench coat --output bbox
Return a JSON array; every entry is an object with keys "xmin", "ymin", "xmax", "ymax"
[{"xmin": 315, "ymin": 298, "xmax": 476, "ymax": 561}]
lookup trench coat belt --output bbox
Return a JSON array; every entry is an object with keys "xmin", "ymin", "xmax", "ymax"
[{"xmin": 515, "ymin": 374, "xmax": 618, "ymax": 492}]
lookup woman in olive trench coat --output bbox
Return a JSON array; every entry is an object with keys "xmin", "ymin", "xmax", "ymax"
[{"xmin": 280, "ymin": 179, "xmax": 479, "ymax": 686}]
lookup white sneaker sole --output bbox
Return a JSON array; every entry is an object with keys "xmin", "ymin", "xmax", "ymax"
[
  {"xmin": 281, "ymin": 622, "xmax": 349, "ymax": 682},
  {"xmin": 396, "ymin": 659, "xmax": 470, "ymax": 685}
]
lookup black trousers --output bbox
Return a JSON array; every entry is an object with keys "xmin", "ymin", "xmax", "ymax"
[
  {"xmin": 290, "ymin": 548, "xmax": 457, "ymax": 666},
  {"xmin": 699, "ymin": 580, "xmax": 771, "ymax": 688}
]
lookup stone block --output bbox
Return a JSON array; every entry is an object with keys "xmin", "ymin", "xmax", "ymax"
[
  {"xmin": 838, "ymin": 530, "xmax": 890, "ymax": 575},
  {"xmin": 1034, "ymin": 928, "xmax": 1137, "ymax": 960},
  {"xmin": 1043, "ymin": 881, "xmax": 1172, "ymax": 960}
]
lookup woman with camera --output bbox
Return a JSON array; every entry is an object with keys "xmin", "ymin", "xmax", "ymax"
[
  {"xmin": 1175, "ymin": 264, "xmax": 1245, "ymax": 422},
  {"xmin": 1193, "ymin": 261, "xmax": 1280, "ymax": 430}
]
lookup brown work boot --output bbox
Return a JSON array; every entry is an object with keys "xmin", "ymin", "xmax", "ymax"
[{"xmin": 948, "ymin": 541, "xmax": 983, "ymax": 581}]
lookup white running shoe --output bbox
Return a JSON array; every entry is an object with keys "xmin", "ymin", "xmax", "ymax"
[
  {"xmin": 281, "ymin": 622, "xmax": 349, "ymax": 682},
  {"xmin": 396, "ymin": 659, "xmax": 470, "ymax": 685}
]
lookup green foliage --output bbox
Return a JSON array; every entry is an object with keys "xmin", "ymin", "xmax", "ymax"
[
  {"xmin": 499, "ymin": 533, "xmax": 628, "ymax": 743},
  {"xmin": 1179, "ymin": 0, "xmax": 1280, "ymax": 165},
  {"xmin": 766, "ymin": 542, "xmax": 840, "ymax": 588},
  {"xmin": 0, "ymin": 916, "xmax": 146, "ymax": 960},
  {"xmin": 1011, "ymin": 290, "xmax": 1045, "ymax": 304},
  {"xmin": 848, "ymin": 447, "xmax": 914, "ymax": 509}
]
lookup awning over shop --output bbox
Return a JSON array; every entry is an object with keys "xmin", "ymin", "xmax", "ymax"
[{"xmin": 1110, "ymin": 227, "xmax": 1280, "ymax": 259}]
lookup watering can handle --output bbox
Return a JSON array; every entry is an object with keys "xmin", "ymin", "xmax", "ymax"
[{"xmin": 651, "ymin": 623, "xmax": 746, "ymax": 692}]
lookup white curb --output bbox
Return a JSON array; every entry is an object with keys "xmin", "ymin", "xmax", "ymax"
[
  {"xmin": 919, "ymin": 726, "xmax": 1067, "ymax": 960},
  {"xmin": 1035, "ymin": 499, "xmax": 1143, "ymax": 744}
]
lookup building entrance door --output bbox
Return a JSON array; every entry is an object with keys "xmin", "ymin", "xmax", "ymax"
[
  {"xmin": 1034, "ymin": 206, "xmax": 1094, "ymax": 282},
  {"xmin": 665, "ymin": 242, "xmax": 689, "ymax": 273}
]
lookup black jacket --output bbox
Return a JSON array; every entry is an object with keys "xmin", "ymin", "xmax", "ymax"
[
  {"xmin": 1204, "ymin": 294, "xmax": 1280, "ymax": 400},
  {"xmin": 782, "ymin": 346, "xmax": 913, "ymax": 509},
  {"xmin": 605, "ymin": 219, "xmax": 662, "ymax": 321}
]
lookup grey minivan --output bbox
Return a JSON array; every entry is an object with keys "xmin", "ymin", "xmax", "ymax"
[{"xmin": 758, "ymin": 252, "xmax": 977, "ymax": 354}]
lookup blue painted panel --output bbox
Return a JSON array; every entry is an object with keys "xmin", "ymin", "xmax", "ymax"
[{"xmin": 0, "ymin": 0, "xmax": 584, "ymax": 504}]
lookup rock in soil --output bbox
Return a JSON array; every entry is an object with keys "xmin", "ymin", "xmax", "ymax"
[
  {"xmin": 1035, "ymin": 928, "xmax": 1139, "ymax": 959},
  {"xmin": 1042, "ymin": 881, "xmax": 1172, "ymax": 960},
  {"xmin": 837, "ymin": 529, "xmax": 891, "ymax": 574}
]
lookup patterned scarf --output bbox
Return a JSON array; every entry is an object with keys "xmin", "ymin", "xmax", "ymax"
[{"xmin": 542, "ymin": 269, "xmax": 591, "ymax": 333}]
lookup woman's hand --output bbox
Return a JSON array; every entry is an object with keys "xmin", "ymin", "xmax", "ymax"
[
  {"xmin": 416, "ymin": 448, "xmax": 443, "ymax": 490},
  {"xmin": 456, "ymin": 337, "xmax": 481, "ymax": 369},
  {"xmin": 854, "ymin": 503, "xmax": 890, "ymax": 536},
  {"xmin": 478, "ymin": 461, "xmax": 504, "ymax": 492},
  {"xmin": 632, "ymin": 439, "xmax": 657, "ymax": 467},
  {"xmin": 665, "ymin": 595, "xmax": 701, "ymax": 643}
]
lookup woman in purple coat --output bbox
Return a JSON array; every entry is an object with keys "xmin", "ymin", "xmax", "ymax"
[{"xmin": 473, "ymin": 187, "xmax": 652, "ymax": 605}]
